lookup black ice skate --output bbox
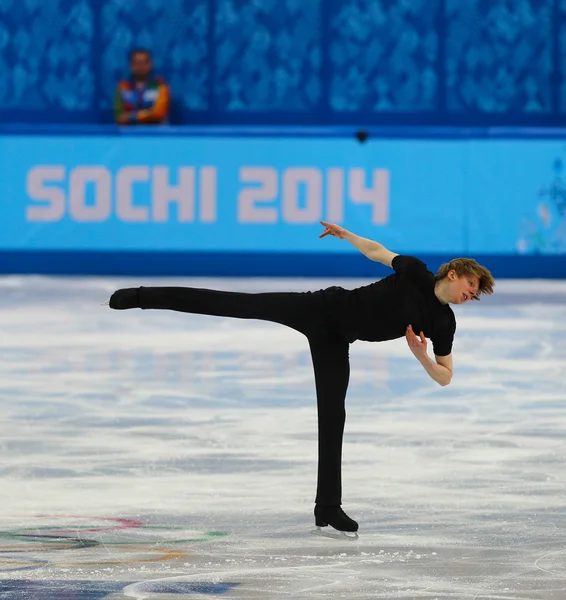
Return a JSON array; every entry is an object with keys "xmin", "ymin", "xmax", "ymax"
[
  {"xmin": 104, "ymin": 288, "xmax": 141, "ymax": 310},
  {"xmin": 312, "ymin": 504, "xmax": 359, "ymax": 540}
]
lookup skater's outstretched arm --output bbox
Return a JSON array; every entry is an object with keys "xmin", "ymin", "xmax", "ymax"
[{"xmin": 319, "ymin": 221, "xmax": 398, "ymax": 267}]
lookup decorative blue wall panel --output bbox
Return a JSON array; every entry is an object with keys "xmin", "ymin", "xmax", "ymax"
[
  {"xmin": 328, "ymin": 0, "xmax": 439, "ymax": 112},
  {"xmin": 560, "ymin": 0, "xmax": 566, "ymax": 113},
  {"xmin": 0, "ymin": 0, "xmax": 93, "ymax": 110},
  {"xmin": 0, "ymin": 0, "xmax": 564, "ymax": 125},
  {"xmin": 214, "ymin": 0, "xmax": 322, "ymax": 112},
  {"xmin": 446, "ymin": 0, "xmax": 553, "ymax": 114}
]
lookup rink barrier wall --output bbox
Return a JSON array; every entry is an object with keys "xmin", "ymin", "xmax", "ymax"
[
  {"xmin": 1, "ymin": 125, "xmax": 566, "ymax": 278},
  {"xmin": 1, "ymin": 251, "xmax": 565, "ymax": 279}
]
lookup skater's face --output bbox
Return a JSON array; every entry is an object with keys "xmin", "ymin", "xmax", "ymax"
[{"xmin": 447, "ymin": 271, "xmax": 479, "ymax": 304}]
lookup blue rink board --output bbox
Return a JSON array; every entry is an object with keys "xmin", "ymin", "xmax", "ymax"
[
  {"xmin": 0, "ymin": 251, "xmax": 564, "ymax": 279},
  {"xmin": 1, "ymin": 126, "xmax": 566, "ymax": 278}
]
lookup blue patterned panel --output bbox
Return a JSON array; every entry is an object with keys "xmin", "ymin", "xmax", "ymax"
[
  {"xmin": 328, "ymin": 0, "xmax": 439, "ymax": 113},
  {"xmin": 560, "ymin": 0, "xmax": 566, "ymax": 112},
  {"xmin": 214, "ymin": 0, "xmax": 322, "ymax": 112},
  {"xmin": 99, "ymin": 0, "xmax": 210, "ymax": 111},
  {"xmin": 0, "ymin": 0, "xmax": 93, "ymax": 110},
  {"xmin": 446, "ymin": 0, "xmax": 552, "ymax": 113}
]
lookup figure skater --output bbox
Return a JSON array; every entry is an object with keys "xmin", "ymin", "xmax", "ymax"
[{"xmin": 106, "ymin": 221, "xmax": 495, "ymax": 536}]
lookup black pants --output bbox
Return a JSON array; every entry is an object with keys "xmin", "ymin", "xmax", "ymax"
[{"xmin": 137, "ymin": 286, "xmax": 350, "ymax": 506}]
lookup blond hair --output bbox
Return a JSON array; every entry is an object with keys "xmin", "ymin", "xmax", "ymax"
[{"xmin": 435, "ymin": 258, "xmax": 495, "ymax": 300}]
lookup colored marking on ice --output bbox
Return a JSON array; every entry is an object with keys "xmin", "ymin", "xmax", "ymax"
[
  {"xmin": 0, "ymin": 580, "xmax": 240, "ymax": 597},
  {"xmin": 24, "ymin": 515, "xmax": 144, "ymax": 533},
  {"xmin": 0, "ymin": 526, "xmax": 228, "ymax": 546},
  {"xmin": 53, "ymin": 545, "xmax": 188, "ymax": 567},
  {"xmin": 0, "ymin": 558, "xmax": 48, "ymax": 573},
  {"xmin": 130, "ymin": 581, "xmax": 240, "ymax": 594},
  {"xmin": 0, "ymin": 534, "xmax": 101, "ymax": 550}
]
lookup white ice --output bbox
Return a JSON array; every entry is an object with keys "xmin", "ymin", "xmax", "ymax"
[{"xmin": 1, "ymin": 276, "xmax": 566, "ymax": 599}]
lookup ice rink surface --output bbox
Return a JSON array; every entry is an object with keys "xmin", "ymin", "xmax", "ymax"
[{"xmin": 1, "ymin": 275, "xmax": 566, "ymax": 599}]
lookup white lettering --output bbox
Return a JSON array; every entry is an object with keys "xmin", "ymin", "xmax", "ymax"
[
  {"xmin": 25, "ymin": 164, "xmax": 389, "ymax": 226},
  {"xmin": 282, "ymin": 168, "xmax": 322, "ymax": 223},
  {"xmin": 116, "ymin": 166, "xmax": 149, "ymax": 222},
  {"xmin": 69, "ymin": 166, "xmax": 111, "ymax": 222},
  {"xmin": 238, "ymin": 167, "xmax": 277, "ymax": 223},
  {"xmin": 152, "ymin": 167, "xmax": 195, "ymax": 222},
  {"xmin": 349, "ymin": 168, "xmax": 389, "ymax": 224},
  {"xmin": 326, "ymin": 168, "xmax": 344, "ymax": 222},
  {"xmin": 199, "ymin": 167, "xmax": 217, "ymax": 223},
  {"xmin": 26, "ymin": 166, "xmax": 65, "ymax": 222}
]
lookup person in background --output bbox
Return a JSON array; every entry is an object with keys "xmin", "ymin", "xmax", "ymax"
[{"xmin": 114, "ymin": 48, "xmax": 170, "ymax": 125}]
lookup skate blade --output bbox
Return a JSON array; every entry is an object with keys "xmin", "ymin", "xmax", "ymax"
[{"xmin": 311, "ymin": 527, "xmax": 359, "ymax": 541}]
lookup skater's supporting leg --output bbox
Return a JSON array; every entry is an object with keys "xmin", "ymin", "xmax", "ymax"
[
  {"xmin": 309, "ymin": 334, "xmax": 358, "ymax": 532},
  {"xmin": 309, "ymin": 334, "xmax": 350, "ymax": 506}
]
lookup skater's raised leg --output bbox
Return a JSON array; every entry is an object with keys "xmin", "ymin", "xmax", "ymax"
[{"xmin": 109, "ymin": 286, "xmax": 321, "ymax": 334}]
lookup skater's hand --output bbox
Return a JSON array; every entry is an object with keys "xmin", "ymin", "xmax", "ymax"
[
  {"xmin": 319, "ymin": 221, "xmax": 348, "ymax": 239},
  {"xmin": 405, "ymin": 324, "xmax": 428, "ymax": 359}
]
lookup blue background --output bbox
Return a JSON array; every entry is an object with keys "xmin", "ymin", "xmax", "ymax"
[
  {"xmin": 1, "ymin": 0, "xmax": 564, "ymax": 126},
  {"xmin": 2, "ymin": 128, "xmax": 566, "ymax": 277},
  {"xmin": 0, "ymin": 135, "xmax": 464, "ymax": 252}
]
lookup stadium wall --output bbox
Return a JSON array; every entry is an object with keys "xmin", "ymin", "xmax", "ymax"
[{"xmin": 1, "ymin": 125, "xmax": 565, "ymax": 278}]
